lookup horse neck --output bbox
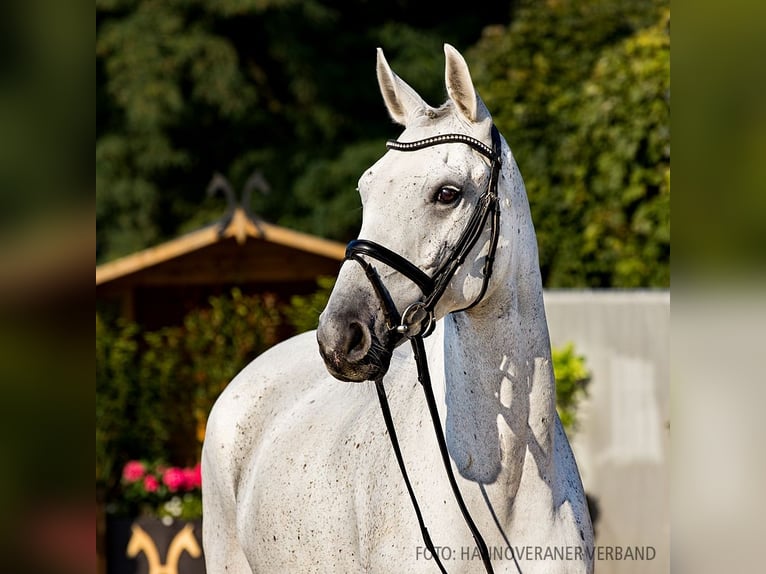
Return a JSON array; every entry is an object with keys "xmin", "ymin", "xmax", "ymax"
[{"xmin": 441, "ymin": 151, "xmax": 556, "ymax": 490}]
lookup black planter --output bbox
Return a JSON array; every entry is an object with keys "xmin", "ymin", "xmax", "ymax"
[{"xmin": 106, "ymin": 515, "xmax": 206, "ymax": 574}]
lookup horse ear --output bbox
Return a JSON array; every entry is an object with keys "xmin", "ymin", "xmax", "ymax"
[
  {"xmin": 376, "ymin": 47, "xmax": 428, "ymax": 126},
  {"xmin": 444, "ymin": 43, "xmax": 489, "ymax": 124}
]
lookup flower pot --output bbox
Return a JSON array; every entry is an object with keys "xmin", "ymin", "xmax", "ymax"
[{"xmin": 106, "ymin": 515, "xmax": 205, "ymax": 574}]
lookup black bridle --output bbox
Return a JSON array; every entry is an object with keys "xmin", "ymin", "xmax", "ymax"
[{"xmin": 344, "ymin": 125, "xmax": 503, "ymax": 574}]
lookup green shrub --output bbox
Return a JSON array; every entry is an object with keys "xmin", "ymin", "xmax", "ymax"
[
  {"xmin": 96, "ymin": 288, "xmax": 281, "ymax": 509},
  {"xmin": 283, "ymin": 276, "xmax": 336, "ymax": 333},
  {"xmin": 96, "ymin": 315, "xmax": 141, "ymax": 491},
  {"xmin": 552, "ymin": 342, "xmax": 591, "ymax": 432}
]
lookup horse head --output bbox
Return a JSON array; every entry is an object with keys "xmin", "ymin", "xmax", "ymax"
[{"xmin": 317, "ymin": 44, "xmax": 511, "ymax": 382}]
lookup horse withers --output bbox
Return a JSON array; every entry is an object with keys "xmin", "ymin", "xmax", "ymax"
[{"xmin": 202, "ymin": 44, "xmax": 594, "ymax": 574}]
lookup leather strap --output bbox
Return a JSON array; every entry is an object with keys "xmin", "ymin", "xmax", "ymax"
[
  {"xmin": 375, "ymin": 379, "xmax": 448, "ymax": 574},
  {"xmin": 411, "ymin": 336, "xmax": 495, "ymax": 573},
  {"xmin": 346, "ymin": 240, "xmax": 434, "ymax": 296}
]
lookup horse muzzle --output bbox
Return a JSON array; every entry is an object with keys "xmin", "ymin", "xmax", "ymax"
[{"xmin": 316, "ymin": 311, "xmax": 394, "ymax": 383}]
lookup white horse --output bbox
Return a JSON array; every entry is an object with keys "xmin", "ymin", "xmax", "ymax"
[{"xmin": 202, "ymin": 44, "xmax": 593, "ymax": 573}]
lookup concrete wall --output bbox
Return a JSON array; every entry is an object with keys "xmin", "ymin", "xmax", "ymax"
[{"xmin": 543, "ymin": 290, "xmax": 670, "ymax": 574}]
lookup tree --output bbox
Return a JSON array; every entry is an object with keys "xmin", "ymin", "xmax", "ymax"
[
  {"xmin": 96, "ymin": 0, "xmax": 508, "ymax": 261},
  {"xmin": 470, "ymin": 0, "xmax": 669, "ymax": 286}
]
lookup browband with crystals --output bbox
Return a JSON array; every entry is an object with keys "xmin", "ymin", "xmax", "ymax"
[{"xmin": 386, "ymin": 133, "xmax": 497, "ymax": 162}]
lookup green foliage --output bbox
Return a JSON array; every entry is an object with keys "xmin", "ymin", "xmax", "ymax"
[
  {"xmin": 96, "ymin": 289, "xmax": 281, "ymax": 500},
  {"xmin": 564, "ymin": 10, "xmax": 670, "ymax": 286},
  {"xmin": 181, "ymin": 289, "xmax": 281, "ymax": 439},
  {"xmin": 283, "ymin": 276, "xmax": 336, "ymax": 333},
  {"xmin": 552, "ymin": 342, "xmax": 591, "ymax": 432},
  {"xmin": 286, "ymin": 142, "xmax": 383, "ymax": 240},
  {"xmin": 470, "ymin": 0, "xmax": 669, "ymax": 287},
  {"xmin": 96, "ymin": 315, "xmax": 141, "ymax": 488}
]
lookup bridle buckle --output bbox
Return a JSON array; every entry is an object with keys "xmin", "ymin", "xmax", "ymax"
[{"xmin": 395, "ymin": 302, "xmax": 435, "ymax": 339}]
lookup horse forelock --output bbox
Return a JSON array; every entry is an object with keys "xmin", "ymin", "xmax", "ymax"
[{"xmin": 405, "ymin": 100, "xmax": 488, "ymax": 131}]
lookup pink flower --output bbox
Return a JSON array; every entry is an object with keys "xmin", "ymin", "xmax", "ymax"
[
  {"xmin": 162, "ymin": 467, "xmax": 186, "ymax": 492},
  {"xmin": 143, "ymin": 475, "xmax": 159, "ymax": 493},
  {"xmin": 122, "ymin": 461, "xmax": 146, "ymax": 483},
  {"xmin": 183, "ymin": 463, "xmax": 202, "ymax": 490}
]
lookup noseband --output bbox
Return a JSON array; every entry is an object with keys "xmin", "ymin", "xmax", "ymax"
[{"xmin": 344, "ymin": 126, "xmax": 503, "ymax": 574}]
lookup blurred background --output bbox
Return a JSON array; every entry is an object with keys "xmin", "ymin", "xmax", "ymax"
[
  {"xmin": 94, "ymin": 0, "xmax": 672, "ymax": 573},
  {"xmin": 89, "ymin": 2, "xmax": 672, "ymax": 573},
  {"xmin": 22, "ymin": 0, "xmax": 762, "ymax": 573}
]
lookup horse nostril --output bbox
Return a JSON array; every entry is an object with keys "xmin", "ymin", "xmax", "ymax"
[{"xmin": 345, "ymin": 321, "xmax": 370, "ymax": 360}]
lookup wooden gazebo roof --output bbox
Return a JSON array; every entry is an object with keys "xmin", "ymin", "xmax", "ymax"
[
  {"xmin": 96, "ymin": 179, "xmax": 347, "ymax": 329},
  {"xmin": 96, "ymin": 208, "xmax": 345, "ymax": 292}
]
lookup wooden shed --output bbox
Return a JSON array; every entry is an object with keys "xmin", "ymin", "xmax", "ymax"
[{"xmin": 96, "ymin": 207, "xmax": 345, "ymax": 329}]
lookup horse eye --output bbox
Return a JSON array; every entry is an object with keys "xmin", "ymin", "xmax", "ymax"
[{"xmin": 435, "ymin": 186, "xmax": 461, "ymax": 205}]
